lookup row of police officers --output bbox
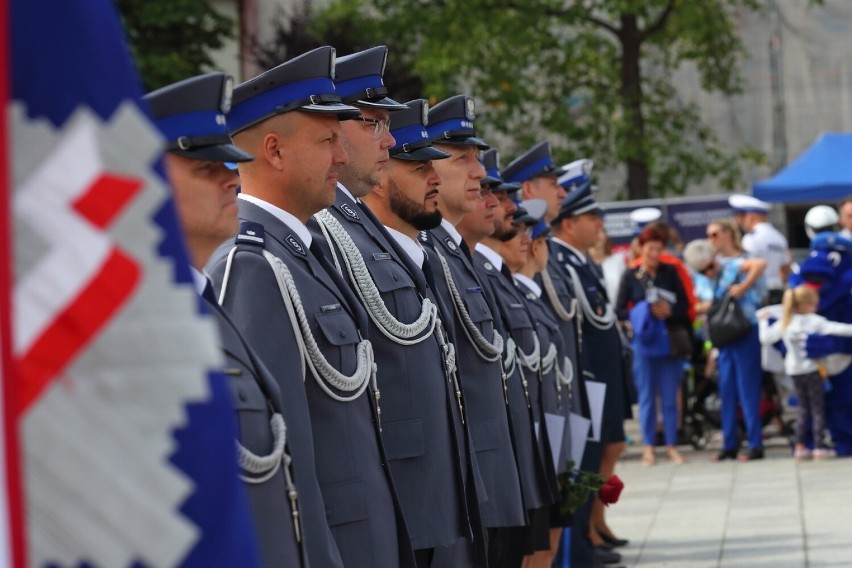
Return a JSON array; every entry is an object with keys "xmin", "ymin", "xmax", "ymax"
[{"xmin": 145, "ymin": 44, "xmax": 631, "ymax": 568}]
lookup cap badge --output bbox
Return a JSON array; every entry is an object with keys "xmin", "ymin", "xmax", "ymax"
[
  {"xmin": 221, "ymin": 75, "xmax": 234, "ymax": 113},
  {"xmin": 422, "ymin": 101, "xmax": 430, "ymax": 126},
  {"xmin": 465, "ymin": 98, "xmax": 476, "ymax": 120}
]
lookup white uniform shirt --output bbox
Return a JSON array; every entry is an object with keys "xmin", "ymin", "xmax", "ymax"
[
  {"xmin": 742, "ymin": 221, "xmax": 790, "ymax": 289},
  {"xmin": 760, "ymin": 313, "xmax": 852, "ymax": 376}
]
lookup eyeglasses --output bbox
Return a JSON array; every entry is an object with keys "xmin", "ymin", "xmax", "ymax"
[
  {"xmin": 707, "ymin": 231, "xmax": 719, "ymax": 239},
  {"xmin": 699, "ymin": 261, "xmax": 715, "ymax": 275},
  {"xmin": 479, "ymin": 185, "xmax": 494, "ymax": 198},
  {"xmin": 352, "ymin": 117, "xmax": 391, "ymax": 139}
]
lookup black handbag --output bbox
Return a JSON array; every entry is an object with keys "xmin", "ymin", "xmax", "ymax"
[
  {"xmin": 666, "ymin": 324, "xmax": 694, "ymax": 358},
  {"xmin": 707, "ymin": 271, "xmax": 752, "ymax": 347}
]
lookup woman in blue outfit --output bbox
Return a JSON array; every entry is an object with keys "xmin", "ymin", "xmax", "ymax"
[
  {"xmin": 684, "ymin": 223, "xmax": 767, "ymax": 461},
  {"xmin": 616, "ymin": 227, "xmax": 692, "ymax": 465}
]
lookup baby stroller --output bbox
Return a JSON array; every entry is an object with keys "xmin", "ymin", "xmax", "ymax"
[{"xmin": 680, "ymin": 341, "xmax": 792, "ymax": 450}]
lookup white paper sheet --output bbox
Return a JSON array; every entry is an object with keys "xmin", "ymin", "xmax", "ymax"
[
  {"xmin": 545, "ymin": 412, "xmax": 566, "ymax": 471},
  {"xmin": 569, "ymin": 413, "xmax": 591, "ymax": 467},
  {"xmin": 585, "ymin": 380, "xmax": 607, "ymax": 442}
]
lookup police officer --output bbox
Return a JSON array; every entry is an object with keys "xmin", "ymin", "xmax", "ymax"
[
  {"xmin": 503, "ymin": 201, "xmax": 574, "ymax": 566},
  {"xmin": 420, "ymin": 95, "xmax": 527, "ymax": 565},
  {"xmin": 729, "ymin": 194, "xmax": 791, "ymax": 304},
  {"xmin": 206, "ymin": 46, "xmax": 414, "ymax": 568},
  {"xmin": 312, "ymin": 49, "xmax": 477, "ymax": 566},
  {"xmin": 504, "ymin": 140, "xmax": 567, "ymax": 223},
  {"xmin": 458, "ymin": 172, "xmax": 557, "ymax": 564},
  {"xmin": 549, "ymin": 184, "xmax": 631, "ymax": 567},
  {"xmin": 145, "ymin": 73, "xmax": 304, "ymax": 567}
]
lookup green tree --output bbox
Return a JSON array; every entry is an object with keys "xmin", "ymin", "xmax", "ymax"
[
  {"xmin": 307, "ymin": 0, "xmax": 787, "ymax": 199},
  {"xmin": 116, "ymin": 0, "xmax": 235, "ymax": 91}
]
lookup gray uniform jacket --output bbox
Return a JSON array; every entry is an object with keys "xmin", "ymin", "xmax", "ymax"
[
  {"xmin": 513, "ymin": 278, "xmax": 573, "ymax": 477},
  {"xmin": 207, "ymin": 199, "xmax": 415, "ymax": 568},
  {"xmin": 202, "ymin": 292, "xmax": 304, "ymax": 567},
  {"xmin": 471, "ymin": 252, "xmax": 558, "ymax": 509},
  {"xmin": 537, "ymin": 241, "xmax": 590, "ymax": 419},
  {"xmin": 546, "ymin": 240, "xmax": 630, "ymax": 443},
  {"xmin": 309, "ymin": 189, "xmax": 470, "ymax": 551},
  {"xmin": 422, "ymin": 226, "xmax": 526, "ymax": 528}
]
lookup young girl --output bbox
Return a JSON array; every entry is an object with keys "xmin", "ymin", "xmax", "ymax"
[{"xmin": 759, "ymin": 285, "xmax": 852, "ymax": 459}]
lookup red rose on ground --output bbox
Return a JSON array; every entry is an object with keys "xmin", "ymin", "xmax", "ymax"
[{"xmin": 598, "ymin": 474, "xmax": 624, "ymax": 506}]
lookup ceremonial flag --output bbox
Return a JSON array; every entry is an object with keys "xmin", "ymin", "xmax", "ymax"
[{"xmin": 5, "ymin": 0, "xmax": 261, "ymax": 566}]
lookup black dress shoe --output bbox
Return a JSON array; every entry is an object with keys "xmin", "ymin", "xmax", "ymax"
[
  {"xmin": 739, "ymin": 447, "xmax": 765, "ymax": 461},
  {"xmin": 712, "ymin": 449, "xmax": 738, "ymax": 462},
  {"xmin": 593, "ymin": 546, "xmax": 622, "ymax": 565},
  {"xmin": 601, "ymin": 533, "xmax": 630, "ymax": 547},
  {"xmin": 595, "ymin": 540, "xmax": 615, "ymax": 550}
]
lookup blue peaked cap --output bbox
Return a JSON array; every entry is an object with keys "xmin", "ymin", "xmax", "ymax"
[
  {"xmin": 144, "ymin": 73, "xmax": 253, "ymax": 163},
  {"xmin": 389, "ymin": 99, "xmax": 450, "ymax": 161},
  {"xmin": 427, "ymin": 95, "xmax": 489, "ymax": 149},
  {"xmin": 334, "ymin": 46, "xmax": 407, "ymax": 110},
  {"xmin": 502, "ymin": 141, "xmax": 566, "ymax": 184},
  {"xmin": 552, "ymin": 180, "xmax": 603, "ymax": 225},
  {"xmin": 227, "ymin": 46, "xmax": 361, "ymax": 135}
]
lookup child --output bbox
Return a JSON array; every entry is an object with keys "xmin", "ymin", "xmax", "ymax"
[{"xmin": 758, "ymin": 285, "xmax": 852, "ymax": 460}]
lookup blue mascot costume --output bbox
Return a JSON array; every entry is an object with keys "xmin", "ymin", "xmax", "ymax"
[{"xmin": 794, "ymin": 233, "xmax": 852, "ymax": 455}]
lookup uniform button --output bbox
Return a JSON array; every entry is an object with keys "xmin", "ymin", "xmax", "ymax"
[
  {"xmin": 339, "ymin": 329, "xmax": 347, "ymax": 338},
  {"xmin": 393, "ymin": 273, "xmax": 399, "ymax": 282},
  {"xmin": 238, "ymin": 390, "xmax": 247, "ymax": 402}
]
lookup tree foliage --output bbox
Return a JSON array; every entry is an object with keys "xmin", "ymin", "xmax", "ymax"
[
  {"xmin": 116, "ymin": 0, "xmax": 235, "ymax": 92},
  {"xmin": 305, "ymin": 0, "xmax": 781, "ymax": 199}
]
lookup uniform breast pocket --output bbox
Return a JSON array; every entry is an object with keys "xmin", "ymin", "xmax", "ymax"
[
  {"xmin": 314, "ymin": 310, "xmax": 360, "ymax": 373},
  {"xmin": 464, "ymin": 289, "xmax": 495, "ymax": 336},
  {"xmin": 367, "ymin": 258, "xmax": 418, "ymax": 319},
  {"xmin": 505, "ymin": 304, "xmax": 533, "ymax": 331}
]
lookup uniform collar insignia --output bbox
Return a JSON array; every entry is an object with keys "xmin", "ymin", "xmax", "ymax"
[
  {"xmin": 444, "ymin": 237, "xmax": 458, "ymax": 251},
  {"xmin": 341, "ymin": 203, "xmax": 360, "ymax": 220},
  {"xmin": 483, "ymin": 261, "xmax": 494, "ymax": 271},
  {"xmin": 285, "ymin": 233, "xmax": 306, "ymax": 256}
]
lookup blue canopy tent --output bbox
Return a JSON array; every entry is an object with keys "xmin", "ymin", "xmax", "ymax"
[{"xmin": 753, "ymin": 132, "xmax": 852, "ymax": 203}]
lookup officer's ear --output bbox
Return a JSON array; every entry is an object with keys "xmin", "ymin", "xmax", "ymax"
[
  {"xmin": 521, "ymin": 179, "xmax": 535, "ymax": 200},
  {"xmin": 262, "ymin": 131, "xmax": 287, "ymax": 171}
]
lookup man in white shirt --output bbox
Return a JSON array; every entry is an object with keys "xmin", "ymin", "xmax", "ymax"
[{"xmin": 729, "ymin": 194, "xmax": 791, "ymax": 304}]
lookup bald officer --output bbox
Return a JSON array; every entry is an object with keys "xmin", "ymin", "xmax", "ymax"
[{"xmin": 206, "ymin": 46, "xmax": 414, "ymax": 568}]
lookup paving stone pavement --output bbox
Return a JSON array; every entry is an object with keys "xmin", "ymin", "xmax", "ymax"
[{"xmin": 604, "ymin": 437, "xmax": 852, "ymax": 567}]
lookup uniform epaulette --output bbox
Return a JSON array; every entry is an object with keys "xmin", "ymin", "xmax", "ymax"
[{"xmin": 236, "ymin": 221, "xmax": 265, "ymax": 246}]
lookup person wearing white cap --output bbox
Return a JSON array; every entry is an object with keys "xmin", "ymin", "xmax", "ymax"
[{"xmin": 728, "ymin": 194, "xmax": 790, "ymax": 304}]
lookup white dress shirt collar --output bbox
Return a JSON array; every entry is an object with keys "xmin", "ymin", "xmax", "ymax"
[
  {"xmin": 475, "ymin": 242, "xmax": 503, "ymax": 271},
  {"xmin": 440, "ymin": 218, "xmax": 463, "ymax": 246},
  {"xmin": 189, "ymin": 266, "xmax": 210, "ymax": 297},
  {"xmin": 238, "ymin": 193, "xmax": 312, "ymax": 248},
  {"xmin": 385, "ymin": 226, "xmax": 425, "ymax": 268},
  {"xmin": 513, "ymin": 273, "xmax": 542, "ymax": 298},
  {"xmin": 337, "ymin": 183, "xmax": 357, "ymax": 203}
]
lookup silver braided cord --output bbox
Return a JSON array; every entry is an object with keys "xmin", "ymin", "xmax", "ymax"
[
  {"xmin": 540, "ymin": 268, "xmax": 577, "ymax": 322},
  {"xmin": 516, "ymin": 333, "xmax": 542, "ymax": 372},
  {"xmin": 434, "ymin": 249, "xmax": 504, "ymax": 361},
  {"xmin": 559, "ymin": 355, "xmax": 574, "ymax": 386},
  {"xmin": 219, "ymin": 246, "xmax": 376, "ymax": 402},
  {"xmin": 314, "ymin": 210, "xmax": 438, "ymax": 345},
  {"xmin": 562, "ymin": 263, "xmax": 615, "ymax": 330},
  {"xmin": 314, "ymin": 216, "xmax": 344, "ymax": 275},
  {"xmin": 540, "ymin": 342, "xmax": 559, "ymax": 375},
  {"xmin": 237, "ymin": 413, "xmax": 288, "ymax": 484},
  {"xmin": 503, "ymin": 337, "xmax": 517, "ymax": 377}
]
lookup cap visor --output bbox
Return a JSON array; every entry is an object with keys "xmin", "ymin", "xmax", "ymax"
[
  {"xmin": 481, "ymin": 174, "xmax": 502, "ymax": 185},
  {"xmin": 300, "ymin": 102, "xmax": 362, "ymax": 120},
  {"xmin": 392, "ymin": 145, "xmax": 450, "ymax": 161},
  {"xmin": 354, "ymin": 96, "xmax": 409, "ymax": 111},
  {"xmin": 174, "ymin": 143, "xmax": 254, "ymax": 163},
  {"xmin": 432, "ymin": 135, "xmax": 490, "ymax": 150},
  {"xmin": 496, "ymin": 181, "xmax": 522, "ymax": 193}
]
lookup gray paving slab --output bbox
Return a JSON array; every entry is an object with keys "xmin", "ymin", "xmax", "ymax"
[{"xmin": 601, "ymin": 432, "xmax": 852, "ymax": 567}]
